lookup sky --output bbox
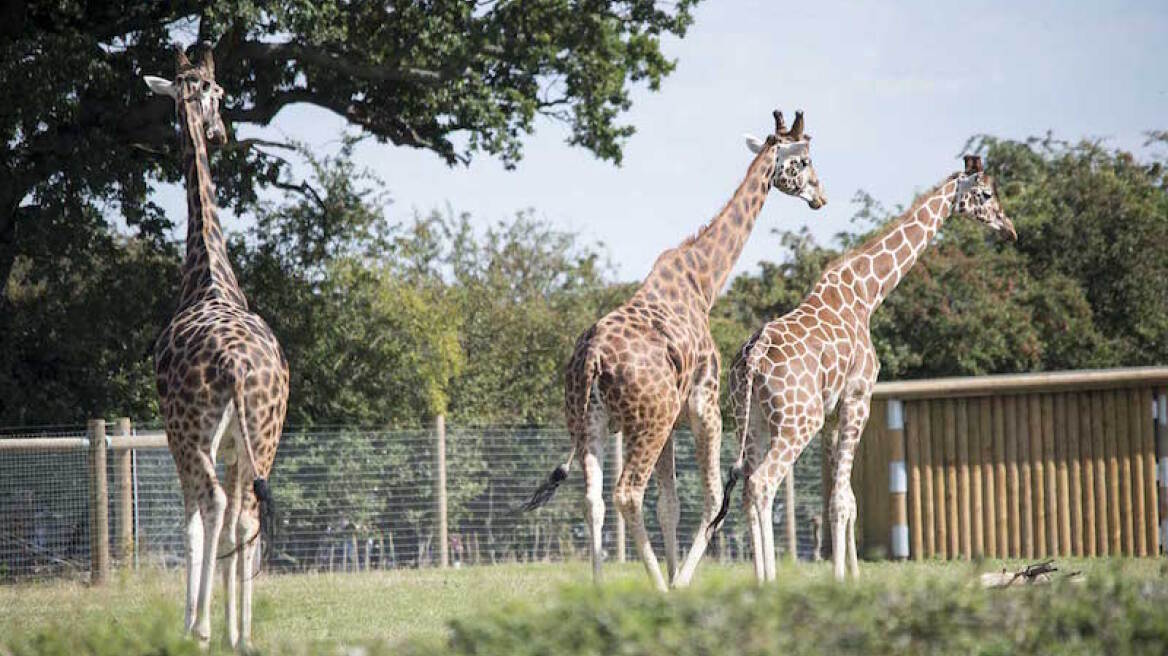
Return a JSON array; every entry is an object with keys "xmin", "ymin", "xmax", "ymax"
[{"xmin": 155, "ymin": 0, "xmax": 1168, "ymax": 284}]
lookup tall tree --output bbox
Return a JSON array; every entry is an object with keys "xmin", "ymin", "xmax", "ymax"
[{"xmin": 0, "ymin": 0, "xmax": 700, "ymax": 297}]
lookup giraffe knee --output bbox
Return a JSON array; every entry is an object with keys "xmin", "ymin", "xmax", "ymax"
[{"xmin": 613, "ymin": 485, "xmax": 643, "ymax": 518}]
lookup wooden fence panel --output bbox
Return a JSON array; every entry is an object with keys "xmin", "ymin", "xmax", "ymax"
[
  {"xmin": 920, "ymin": 399, "xmax": 936, "ymax": 558},
  {"xmin": 906, "ymin": 401, "xmax": 923, "ymax": 559},
  {"xmin": 993, "ymin": 395, "xmax": 1008, "ymax": 558},
  {"xmin": 1079, "ymin": 391, "xmax": 1096, "ymax": 557}
]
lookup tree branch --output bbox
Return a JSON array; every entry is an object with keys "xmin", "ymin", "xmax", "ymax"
[{"xmin": 233, "ymin": 40, "xmax": 447, "ymax": 85}]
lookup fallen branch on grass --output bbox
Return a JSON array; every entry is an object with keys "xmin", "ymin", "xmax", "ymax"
[{"xmin": 979, "ymin": 560, "xmax": 1084, "ymax": 588}]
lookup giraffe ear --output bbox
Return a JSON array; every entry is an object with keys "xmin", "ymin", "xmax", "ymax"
[
  {"xmin": 144, "ymin": 76, "xmax": 177, "ymax": 98},
  {"xmin": 743, "ymin": 134, "xmax": 765, "ymax": 154}
]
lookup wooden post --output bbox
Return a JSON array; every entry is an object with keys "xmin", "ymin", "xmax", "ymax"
[
  {"xmin": 969, "ymin": 398, "xmax": 984, "ymax": 558},
  {"xmin": 932, "ymin": 400, "xmax": 948, "ymax": 559},
  {"xmin": 1105, "ymin": 391, "xmax": 1122, "ymax": 555},
  {"xmin": 943, "ymin": 399, "xmax": 959, "ymax": 559},
  {"xmin": 993, "ymin": 396, "xmax": 1008, "ymax": 558},
  {"xmin": 1128, "ymin": 389, "xmax": 1147, "ymax": 557},
  {"xmin": 88, "ymin": 419, "xmax": 110, "ymax": 585},
  {"xmin": 1006, "ymin": 395, "xmax": 1022, "ymax": 558},
  {"xmin": 1116, "ymin": 389, "xmax": 1134, "ymax": 556},
  {"xmin": 435, "ymin": 414, "xmax": 448, "ymax": 568},
  {"xmin": 784, "ymin": 473, "xmax": 797, "ymax": 560},
  {"xmin": 1029, "ymin": 395, "xmax": 1046, "ymax": 558},
  {"xmin": 920, "ymin": 400, "xmax": 936, "ymax": 558},
  {"xmin": 1139, "ymin": 388, "xmax": 1158, "ymax": 556},
  {"xmin": 978, "ymin": 397, "xmax": 994, "ymax": 558},
  {"xmin": 1080, "ymin": 392, "xmax": 1097, "ymax": 557},
  {"xmin": 887, "ymin": 399, "xmax": 908, "ymax": 559},
  {"xmin": 956, "ymin": 399, "xmax": 971, "ymax": 559},
  {"xmin": 614, "ymin": 433, "xmax": 626, "ymax": 563},
  {"xmin": 1042, "ymin": 394, "xmax": 1059, "ymax": 557},
  {"xmin": 1066, "ymin": 393, "xmax": 1084, "ymax": 557},
  {"xmin": 905, "ymin": 401, "xmax": 923, "ymax": 560},
  {"xmin": 1157, "ymin": 391, "xmax": 1167, "ymax": 553},
  {"xmin": 115, "ymin": 418, "xmax": 134, "ymax": 567},
  {"xmin": 1092, "ymin": 392, "xmax": 1110, "ymax": 556}
]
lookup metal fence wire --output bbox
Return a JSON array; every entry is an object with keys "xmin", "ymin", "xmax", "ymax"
[{"xmin": 0, "ymin": 423, "xmax": 826, "ymax": 582}]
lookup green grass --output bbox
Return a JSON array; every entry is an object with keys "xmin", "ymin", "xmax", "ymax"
[{"xmin": 1, "ymin": 559, "xmax": 1166, "ymax": 654}]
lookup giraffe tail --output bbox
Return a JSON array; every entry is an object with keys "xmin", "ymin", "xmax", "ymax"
[
  {"xmin": 516, "ymin": 346, "xmax": 599, "ymax": 513},
  {"xmin": 229, "ymin": 366, "xmax": 276, "ymax": 557},
  {"xmin": 709, "ymin": 349, "xmax": 758, "ymax": 534}
]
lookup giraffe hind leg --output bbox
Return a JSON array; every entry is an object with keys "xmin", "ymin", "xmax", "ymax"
[
  {"xmin": 654, "ymin": 434, "xmax": 680, "ymax": 582},
  {"xmin": 614, "ymin": 426, "xmax": 672, "ymax": 593},
  {"xmin": 221, "ymin": 461, "xmax": 242, "ymax": 649},
  {"xmin": 578, "ymin": 400, "xmax": 607, "ymax": 585}
]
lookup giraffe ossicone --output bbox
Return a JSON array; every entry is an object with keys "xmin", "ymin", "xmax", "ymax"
[
  {"xmin": 145, "ymin": 44, "xmax": 289, "ymax": 649},
  {"xmin": 724, "ymin": 154, "xmax": 1013, "ymax": 583},
  {"xmin": 522, "ymin": 108, "xmax": 826, "ymax": 592}
]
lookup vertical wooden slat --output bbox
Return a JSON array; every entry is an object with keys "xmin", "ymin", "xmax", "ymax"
[
  {"xmin": 1115, "ymin": 389, "xmax": 1134, "ymax": 555},
  {"xmin": 1042, "ymin": 394, "xmax": 1059, "ymax": 556},
  {"xmin": 1006, "ymin": 395, "xmax": 1022, "ymax": 558},
  {"xmin": 906, "ymin": 401, "xmax": 923, "ymax": 559},
  {"xmin": 1140, "ymin": 388, "xmax": 1159, "ymax": 556},
  {"xmin": 1103, "ymin": 391, "xmax": 1122, "ymax": 555},
  {"xmin": 1092, "ymin": 391, "xmax": 1110, "ymax": 556},
  {"xmin": 1054, "ymin": 394, "xmax": 1072, "ymax": 556},
  {"xmin": 886, "ymin": 400, "xmax": 908, "ymax": 559},
  {"xmin": 979, "ymin": 397, "xmax": 995, "ymax": 558},
  {"xmin": 920, "ymin": 399, "xmax": 936, "ymax": 558},
  {"xmin": 994, "ymin": 396, "xmax": 1009, "ymax": 558},
  {"xmin": 932, "ymin": 400, "xmax": 949, "ymax": 559},
  {"xmin": 1129, "ymin": 389, "xmax": 1147, "ymax": 557},
  {"xmin": 1029, "ymin": 395, "xmax": 1046, "ymax": 558},
  {"xmin": 1019, "ymin": 395, "xmax": 1034, "ymax": 559},
  {"xmin": 1067, "ymin": 392, "xmax": 1084, "ymax": 557},
  {"xmin": 944, "ymin": 399, "xmax": 959, "ymax": 558},
  {"xmin": 1079, "ymin": 392, "xmax": 1096, "ymax": 557},
  {"xmin": 866, "ymin": 402, "xmax": 890, "ymax": 555},
  {"xmin": 970, "ymin": 398, "xmax": 985, "ymax": 558},
  {"xmin": 957, "ymin": 399, "xmax": 972, "ymax": 559},
  {"xmin": 1155, "ymin": 390, "xmax": 1167, "ymax": 555}
]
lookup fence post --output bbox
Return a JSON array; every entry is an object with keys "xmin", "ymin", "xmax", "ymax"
[
  {"xmin": 614, "ymin": 433, "xmax": 626, "ymax": 563},
  {"xmin": 88, "ymin": 419, "xmax": 110, "ymax": 585},
  {"xmin": 435, "ymin": 414, "xmax": 449, "ymax": 568},
  {"xmin": 1157, "ymin": 392, "xmax": 1167, "ymax": 554},
  {"xmin": 887, "ymin": 399, "xmax": 909, "ymax": 559},
  {"xmin": 114, "ymin": 417, "xmax": 134, "ymax": 567}
]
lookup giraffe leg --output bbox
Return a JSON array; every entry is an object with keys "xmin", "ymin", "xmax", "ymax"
[
  {"xmin": 830, "ymin": 389, "xmax": 872, "ymax": 581},
  {"xmin": 654, "ymin": 435, "xmax": 680, "ymax": 583},
  {"xmin": 819, "ymin": 415, "xmax": 841, "ymax": 562},
  {"xmin": 193, "ymin": 450, "xmax": 227, "ymax": 643},
  {"xmin": 577, "ymin": 405, "xmax": 607, "ymax": 585},
  {"xmin": 221, "ymin": 462, "xmax": 242, "ymax": 649},
  {"xmin": 180, "ymin": 492, "xmax": 203, "ymax": 634},
  {"xmin": 761, "ymin": 481, "xmax": 779, "ymax": 581},
  {"xmin": 614, "ymin": 427, "xmax": 670, "ymax": 593},
  {"xmin": 674, "ymin": 380, "xmax": 723, "ymax": 588}
]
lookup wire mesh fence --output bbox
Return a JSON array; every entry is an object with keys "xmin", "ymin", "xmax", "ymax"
[{"xmin": 0, "ymin": 422, "xmax": 827, "ymax": 582}]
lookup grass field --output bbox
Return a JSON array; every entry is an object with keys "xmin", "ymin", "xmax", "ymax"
[{"xmin": 1, "ymin": 559, "xmax": 1166, "ymax": 654}]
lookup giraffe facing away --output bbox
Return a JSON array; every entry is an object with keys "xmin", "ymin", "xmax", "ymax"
[
  {"xmin": 144, "ymin": 47, "xmax": 289, "ymax": 648},
  {"xmin": 522, "ymin": 110, "xmax": 827, "ymax": 591},
  {"xmin": 718, "ymin": 155, "xmax": 1014, "ymax": 582}
]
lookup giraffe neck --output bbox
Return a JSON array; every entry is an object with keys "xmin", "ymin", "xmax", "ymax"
[
  {"xmin": 176, "ymin": 105, "xmax": 247, "ymax": 310},
  {"xmin": 647, "ymin": 145, "xmax": 778, "ymax": 310},
  {"xmin": 840, "ymin": 176, "xmax": 959, "ymax": 317}
]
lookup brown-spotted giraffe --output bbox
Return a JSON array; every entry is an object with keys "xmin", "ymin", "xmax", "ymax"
[
  {"xmin": 719, "ymin": 155, "xmax": 1014, "ymax": 582},
  {"xmin": 144, "ymin": 47, "xmax": 289, "ymax": 648},
  {"xmin": 522, "ymin": 110, "xmax": 827, "ymax": 591}
]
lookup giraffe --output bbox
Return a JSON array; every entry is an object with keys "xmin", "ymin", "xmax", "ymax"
[
  {"xmin": 715, "ymin": 155, "xmax": 1014, "ymax": 583},
  {"xmin": 143, "ymin": 46, "xmax": 289, "ymax": 648},
  {"xmin": 522, "ymin": 110, "xmax": 827, "ymax": 591}
]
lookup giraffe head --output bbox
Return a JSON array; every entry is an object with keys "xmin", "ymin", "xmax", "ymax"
[
  {"xmin": 143, "ymin": 46, "xmax": 227, "ymax": 148},
  {"xmin": 744, "ymin": 110, "xmax": 827, "ymax": 209},
  {"xmin": 954, "ymin": 155, "xmax": 1016, "ymax": 240}
]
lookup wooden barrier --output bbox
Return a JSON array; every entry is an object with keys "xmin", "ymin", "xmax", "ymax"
[{"xmin": 851, "ymin": 367, "xmax": 1168, "ymax": 560}]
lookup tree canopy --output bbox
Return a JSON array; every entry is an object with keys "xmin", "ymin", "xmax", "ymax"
[{"xmin": 0, "ymin": 0, "xmax": 700, "ymax": 295}]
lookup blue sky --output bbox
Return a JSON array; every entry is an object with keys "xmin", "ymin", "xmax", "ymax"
[{"xmin": 156, "ymin": 0, "xmax": 1168, "ymax": 283}]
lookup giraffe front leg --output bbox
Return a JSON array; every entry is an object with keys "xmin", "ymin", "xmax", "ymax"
[
  {"xmin": 830, "ymin": 389, "xmax": 872, "ymax": 581},
  {"xmin": 654, "ymin": 435, "xmax": 680, "ymax": 583},
  {"xmin": 674, "ymin": 379, "xmax": 723, "ymax": 588}
]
